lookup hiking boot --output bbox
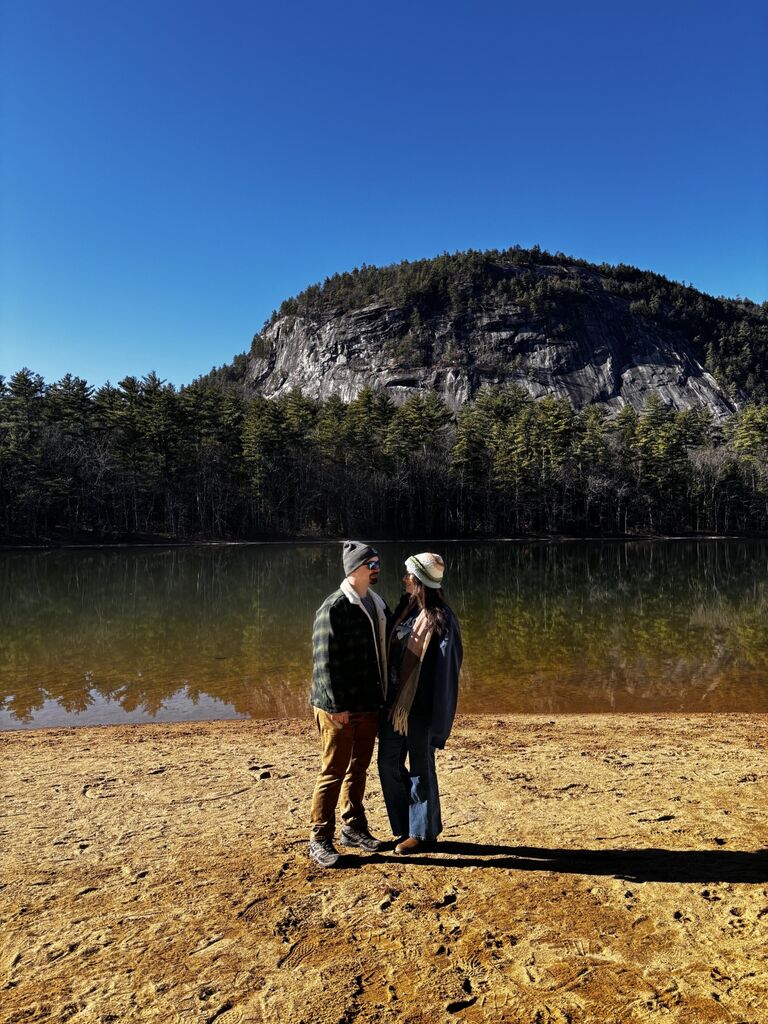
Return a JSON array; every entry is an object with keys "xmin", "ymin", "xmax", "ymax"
[
  {"xmin": 339, "ymin": 824, "xmax": 384, "ymax": 852},
  {"xmin": 308, "ymin": 837, "xmax": 340, "ymax": 868}
]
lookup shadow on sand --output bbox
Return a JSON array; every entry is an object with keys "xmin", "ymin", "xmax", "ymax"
[{"xmin": 368, "ymin": 841, "xmax": 768, "ymax": 883}]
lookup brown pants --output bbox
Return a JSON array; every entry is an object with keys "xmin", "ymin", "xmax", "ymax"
[{"xmin": 310, "ymin": 709, "xmax": 380, "ymax": 839}]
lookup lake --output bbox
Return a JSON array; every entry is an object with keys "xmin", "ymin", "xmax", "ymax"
[{"xmin": 1, "ymin": 540, "xmax": 767, "ymax": 729}]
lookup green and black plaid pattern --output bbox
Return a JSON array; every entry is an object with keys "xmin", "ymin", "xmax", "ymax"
[{"xmin": 310, "ymin": 589, "xmax": 388, "ymax": 713}]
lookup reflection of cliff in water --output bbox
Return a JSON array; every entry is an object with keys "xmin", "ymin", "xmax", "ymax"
[{"xmin": 1, "ymin": 541, "xmax": 768, "ymax": 727}]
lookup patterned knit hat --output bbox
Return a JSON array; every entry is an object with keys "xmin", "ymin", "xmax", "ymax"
[
  {"xmin": 405, "ymin": 552, "xmax": 445, "ymax": 589},
  {"xmin": 343, "ymin": 540, "xmax": 379, "ymax": 575}
]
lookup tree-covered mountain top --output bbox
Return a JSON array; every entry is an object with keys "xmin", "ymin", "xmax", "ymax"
[
  {"xmin": 274, "ymin": 245, "xmax": 764, "ymax": 323},
  {"xmin": 265, "ymin": 245, "xmax": 768, "ymax": 403}
]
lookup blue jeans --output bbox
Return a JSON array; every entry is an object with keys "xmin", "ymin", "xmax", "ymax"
[{"xmin": 377, "ymin": 714, "xmax": 443, "ymax": 840}]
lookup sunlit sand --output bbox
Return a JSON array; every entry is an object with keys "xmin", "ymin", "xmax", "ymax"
[{"xmin": 1, "ymin": 714, "xmax": 766, "ymax": 1022}]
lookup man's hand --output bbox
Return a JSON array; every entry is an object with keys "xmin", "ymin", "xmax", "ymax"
[{"xmin": 329, "ymin": 711, "xmax": 350, "ymax": 724}]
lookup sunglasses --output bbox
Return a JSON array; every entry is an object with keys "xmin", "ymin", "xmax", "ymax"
[{"xmin": 366, "ymin": 560, "xmax": 380, "ymax": 570}]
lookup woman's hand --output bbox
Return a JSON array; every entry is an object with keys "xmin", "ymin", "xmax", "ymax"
[{"xmin": 329, "ymin": 711, "xmax": 350, "ymax": 724}]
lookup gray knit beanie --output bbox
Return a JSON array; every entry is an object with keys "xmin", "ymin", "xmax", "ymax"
[{"xmin": 343, "ymin": 540, "xmax": 379, "ymax": 575}]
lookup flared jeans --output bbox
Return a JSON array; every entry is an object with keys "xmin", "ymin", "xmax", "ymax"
[{"xmin": 377, "ymin": 714, "xmax": 443, "ymax": 840}]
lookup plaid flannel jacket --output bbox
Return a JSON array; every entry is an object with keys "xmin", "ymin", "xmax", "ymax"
[{"xmin": 310, "ymin": 585, "xmax": 391, "ymax": 713}]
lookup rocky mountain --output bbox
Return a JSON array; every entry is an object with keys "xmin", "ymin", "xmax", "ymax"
[{"xmin": 218, "ymin": 249, "xmax": 768, "ymax": 420}]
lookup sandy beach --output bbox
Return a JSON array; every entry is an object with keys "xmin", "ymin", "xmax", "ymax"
[{"xmin": 1, "ymin": 714, "xmax": 766, "ymax": 1024}]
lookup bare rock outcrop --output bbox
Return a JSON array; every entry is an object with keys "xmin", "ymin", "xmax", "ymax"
[{"xmin": 244, "ymin": 264, "xmax": 738, "ymax": 420}]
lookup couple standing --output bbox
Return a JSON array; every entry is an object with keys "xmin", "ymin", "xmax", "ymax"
[{"xmin": 308, "ymin": 541, "xmax": 463, "ymax": 868}]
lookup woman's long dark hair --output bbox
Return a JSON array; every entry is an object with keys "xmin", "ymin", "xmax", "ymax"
[{"xmin": 413, "ymin": 580, "xmax": 448, "ymax": 635}]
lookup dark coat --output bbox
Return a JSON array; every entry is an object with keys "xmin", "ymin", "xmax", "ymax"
[
  {"xmin": 388, "ymin": 594, "xmax": 463, "ymax": 748},
  {"xmin": 427, "ymin": 605, "xmax": 463, "ymax": 748},
  {"xmin": 309, "ymin": 583, "xmax": 391, "ymax": 713}
]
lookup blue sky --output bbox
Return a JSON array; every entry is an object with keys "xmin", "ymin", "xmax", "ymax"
[{"xmin": 2, "ymin": 0, "xmax": 767, "ymax": 388}]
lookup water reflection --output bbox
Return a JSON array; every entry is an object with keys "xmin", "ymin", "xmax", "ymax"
[{"xmin": 1, "ymin": 541, "xmax": 767, "ymax": 729}]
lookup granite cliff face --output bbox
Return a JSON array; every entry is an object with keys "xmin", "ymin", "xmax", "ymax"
[{"xmin": 243, "ymin": 262, "xmax": 739, "ymax": 420}]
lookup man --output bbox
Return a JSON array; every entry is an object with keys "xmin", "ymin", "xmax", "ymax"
[{"xmin": 308, "ymin": 540, "xmax": 390, "ymax": 868}]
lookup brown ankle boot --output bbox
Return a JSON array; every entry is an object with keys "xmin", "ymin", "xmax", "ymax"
[{"xmin": 394, "ymin": 836, "xmax": 423, "ymax": 854}]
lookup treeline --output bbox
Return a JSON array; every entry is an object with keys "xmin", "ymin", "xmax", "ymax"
[
  {"xmin": 2, "ymin": 368, "xmax": 768, "ymax": 543},
  {"xmin": 264, "ymin": 247, "xmax": 768, "ymax": 401}
]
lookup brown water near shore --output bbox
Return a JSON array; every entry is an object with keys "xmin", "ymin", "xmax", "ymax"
[{"xmin": 1, "ymin": 714, "xmax": 766, "ymax": 1023}]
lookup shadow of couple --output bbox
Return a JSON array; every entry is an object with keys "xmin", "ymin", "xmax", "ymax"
[{"xmin": 353, "ymin": 840, "xmax": 768, "ymax": 883}]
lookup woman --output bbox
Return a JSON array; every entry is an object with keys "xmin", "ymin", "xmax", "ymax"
[{"xmin": 377, "ymin": 552, "xmax": 463, "ymax": 854}]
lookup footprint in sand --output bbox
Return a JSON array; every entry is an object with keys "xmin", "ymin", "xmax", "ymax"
[
  {"xmin": 238, "ymin": 896, "xmax": 264, "ymax": 922},
  {"xmin": 710, "ymin": 965, "xmax": 733, "ymax": 997},
  {"xmin": 446, "ymin": 995, "xmax": 477, "ymax": 1014},
  {"xmin": 457, "ymin": 946, "xmax": 485, "ymax": 978},
  {"xmin": 379, "ymin": 887, "xmax": 400, "ymax": 911},
  {"xmin": 727, "ymin": 906, "xmax": 748, "ymax": 933},
  {"xmin": 272, "ymin": 906, "xmax": 300, "ymax": 940},
  {"xmin": 81, "ymin": 778, "xmax": 124, "ymax": 799},
  {"xmin": 277, "ymin": 938, "xmax": 312, "ymax": 969},
  {"xmin": 435, "ymin": 888, "xmax": 458, "ymax": 908},
  {"xmin": 637, "ymin": 980, "xmax": 683, "ymax": 1013},
  {"xmin": 204, "ymin": 1001, "xmax": 242, "ymax": 1024}
]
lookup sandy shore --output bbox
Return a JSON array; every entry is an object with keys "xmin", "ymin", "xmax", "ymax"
[{"xmin": 1, "ymin": 715, "xmax": 766, "ymax": 1024}]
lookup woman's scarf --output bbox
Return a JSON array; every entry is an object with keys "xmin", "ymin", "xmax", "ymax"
[{"xmin": 389, "ymin": 608, "xmax": 433, "ymax": 736}]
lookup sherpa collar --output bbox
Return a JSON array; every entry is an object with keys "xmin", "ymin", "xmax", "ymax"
[{"xmin": 340, "ymin": 579, "xmax": 386, "ymax": 612}]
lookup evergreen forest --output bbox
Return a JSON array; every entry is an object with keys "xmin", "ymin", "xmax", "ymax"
[{"xmin": 3, "ymin": 368, "xmax": 768, "ymax": 543}]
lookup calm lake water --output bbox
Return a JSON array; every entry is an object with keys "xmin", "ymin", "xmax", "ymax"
[{"xmin": 2, "ymin": 540, "xmax": 768, "ymax": 730}]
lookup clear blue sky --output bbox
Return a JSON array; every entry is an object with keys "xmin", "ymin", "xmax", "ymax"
[{"xmin": 2, "ymin": 0, "xmax": 767, "ymax": 388}]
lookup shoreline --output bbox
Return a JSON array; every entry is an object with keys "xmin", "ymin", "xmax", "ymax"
[
  {"xmin": 2, "ymin": 713, "xmax": 766, "ymax": 1022},
  {"xmin": 5, "ymin": 708, "xmax": 768, "ymax": 736}
]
